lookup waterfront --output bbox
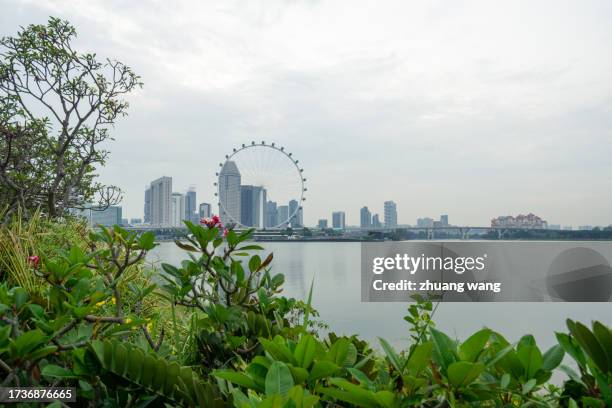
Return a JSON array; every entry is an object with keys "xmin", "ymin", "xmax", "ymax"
[{"xmin": 149, "ymin": 241, "xmax": 612, "ymax": 349}]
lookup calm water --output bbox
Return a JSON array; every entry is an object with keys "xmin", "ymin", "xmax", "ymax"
[{"xmin": 149, "ymin": 241, "xmax": 611, "ymax": 350}]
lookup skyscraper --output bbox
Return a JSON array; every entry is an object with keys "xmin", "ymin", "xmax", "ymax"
[
  {"xmin": 289, "ymin": 199, "xmax": 302, "ymax": 228},
  {"xmin": 266, "ymin": 201, "xmax": 278, "ymax": 227},
  {"xmin": 199, "ymin": 202, "xmax": 211, "ymax": 219},
  {"xmin": 171, "ymin": 192, "xmax": 186, "ymax": 227},
  {"xmin": 360, "ymin": 206, "xmax": 372, "ymax": 228},
  {"xmin": 219, "ymin": 161, "xmax": 241, "ymax": 224},
  {"xmin": 87, "ymin": 205, "xmax": 122, "ymax": 227},
  {"xmin": 277, "ymin": 205, "xmax": 289, "ymax": 228},
  {"xmin": 150, "ymin": 176, "xmax": 172, "ymax": 226},
  {"xmin": 318, "ymin": 219, "xmax": 328, "ymax": 229},
  {"xmin": 185, "ymin": 186, "xmax": 197, "ymax": 223},
  {"xmin": 372, "ymin": 214, "xmax": 381, "ymax": 228},
  {"xmin": 240, "ymin": 185, "xmax": 267, "ymax": 228},
  {"xmin": 332, "ymin": 211, "xmax": 346, "ymax": 229},
  {"xmin": 384, "ymin": 201, "xmax": 397, "ymax": 228},
  {"xmin": 440, "ymin": 214, "xmax": 449, "ymax": 226},
  {"xmin": 144, "ymin": 187, "xmax": 151, "ymax": 224}
]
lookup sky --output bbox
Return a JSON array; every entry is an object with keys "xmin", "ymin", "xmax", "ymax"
[{"xmin": 2, "ymin": 0, "xmax": 612, "ymax": 227}]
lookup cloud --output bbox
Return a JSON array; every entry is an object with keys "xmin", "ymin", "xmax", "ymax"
[{"xmin": 2, "ymin": 0, "xmax": 612, "ymax": 226}]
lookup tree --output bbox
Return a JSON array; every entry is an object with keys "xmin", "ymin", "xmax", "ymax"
[{"xmin": 0, "ymin": 17, "xmax": 141, "ymax": 217}]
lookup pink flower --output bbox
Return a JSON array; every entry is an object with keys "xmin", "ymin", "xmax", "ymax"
[
  {"xmin": 27, "ymin": 255, "xmax": 40, "ymax": 268},
  {"xmin": 200, "ymin": 215, "xmax": 223, "ymax": 229},
  {"xmin": 223, "ymin": 228, "xmax": 229, "ymax": 237}
]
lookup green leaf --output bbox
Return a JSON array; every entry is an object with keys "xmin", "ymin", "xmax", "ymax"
[
  {"xmin": 458, "ymin": 328, "xmax": 491, "ymax": 362},
  {"xmin": 592, "ymin": 321, "xmax": 612, "ymax": 371},
  {"xmin": 541, "ymin": 344, "xmax": 565, "ymax": 371},
  {"xmin": 570, "ymin": 321, "xmax": 609, "ymax": 373},
  {"xmin": 264, "ymin": 361, "xmax": 294, "ymax": 396},
  {"xmin": 430, "ymin": 328, "xmax": 457, "ymax": 372},
  {"xmin": 556, "ymin": 332, "xmax": 587, "ymax": 368},
  {"xmin": 500, "ymin": 373, "xmax": 510, "ymax": 389},
  {"xmin": 378, "ymin": 338, "xmax": 402, "ymax": 372},
  {"xmin": 139, "ymin": 231, "xmax": 156, "ymax": 250},
  {"xmin": 517, "ymin": 345, "xmax": 543, "ymax": 379},
  {"xmin": 294, "ymin": 334, "xmax": 316, "ymax": 369},
  {"xmin": 41, "ymin": 364, "xmax": 78, "ymax": 379},
  {"xmin": 318, "ymin": 387, "xmax": 378, "ymax": 408},
  {"xmin": 249, "ymin": 255, "xmax": 261, "ymax": 273},
  {"xmin": 522, "ymin": 378, "xmax": 537, "ymax": 394},
  {"xmin": 328, "ymin": 378, "xmax": 382, "ymax": 407},
  {"xmin": 447, "ymin": 361, "xmax": 485, "ymax": 388},
  {"xmin": 308, "ymin": 361, "xmax": 339, "ymax": 381},
  {"xmin": 214, "ymin": 370, "xmax": 262, "ymax": 392},
  {"xmin": 404, "ymin": 341, "xmax": 432, "ymax": 376}
]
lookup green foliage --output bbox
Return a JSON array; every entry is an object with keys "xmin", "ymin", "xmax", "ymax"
[
  {"xmin": 89, "ymin": 339, "xmax": 225, "ymax": 407},
  {"xmin": 556, "ymin": 319, "xmax": 612, "ymax": 407},
  {"xmin": 0, "ymin": 224, "xmax": 178, "ymax": 406},
  {"xmin": 0, "ymin": 17, "xmax": 141, "ymax": 216}
]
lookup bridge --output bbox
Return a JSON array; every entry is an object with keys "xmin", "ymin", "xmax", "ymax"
[{"xmin": 120, "ymin": 225, "xmax": 567, "ymax": 240}]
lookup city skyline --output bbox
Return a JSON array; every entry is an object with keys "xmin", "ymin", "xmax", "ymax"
[{"xmin": 7, "ymin": 2, "xmax": 612, "ymax": 226}]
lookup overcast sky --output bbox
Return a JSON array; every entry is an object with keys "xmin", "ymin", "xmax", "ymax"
[{"xmin": 2, "ymin": 0, "xmax": 612, "ymax": 226}]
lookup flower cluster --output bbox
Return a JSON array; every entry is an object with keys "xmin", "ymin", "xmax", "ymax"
[
  {"xmin": 200, "ymin": 215, "xmax": 230, "ymax": 237},
  {"xmin": 27, "ymin": 255, "xmax": 40, "ymax": 268},
  {"xmin": 200, "ymin": 215, "xmax": 222, "ymax": 229}
]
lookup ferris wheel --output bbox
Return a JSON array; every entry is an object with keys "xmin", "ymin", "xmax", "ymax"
[{"xmin": 214, "ymin": 142, "xmax": 306, "ymax": 229}]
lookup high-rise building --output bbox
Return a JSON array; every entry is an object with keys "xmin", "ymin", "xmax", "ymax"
[
  {"xmin": 89, "ymin": 205, "xmax": 122, "ymax": 227},
  {"xmin": 318, "ymin": 219, "xmax": 328, "ymax": 229},
  {"xmin": 360, "ymin": 206, "xmax": 372, "ymax": 229},
  {"xmin": 384, "ymin": 201, "xmax": 397, "ymax": 228},
  {"xmin": 372, "ymin": 214, "xmax": 381, "ymax": 228},
  {"xmin": 266, "ymin": 201, "xmax": 278, "ymax": 227},
  {"xmin": 171, "ymin": 192, "xmax": 186, "ymax": 227},
  {"xmin": 199, "ymin": 202, "xmax": 211, "ymax": 219},
  {"xmin": 277, "ymin": 205, "xmax": 289, "ymax": 228},
  {"xmin": 150, "ymin": 176, "xmax": 172, "ymax": 226},
  {"xmin": 332, "ymin": 211, "xmax": 346, "ymax": 229},
  {"xmin": 240, "ymin": 185, "xmax": 267, "ymax": 228},
  {"xmin": 185, "ymin": 186, "xmax": 197, "ymax": 223},
  {"xmin": 219, "ymin": 161, "xmax": 241, "ymax": 224},
  {"xmin": 440, "ymin": 214, "xmax": 449, "ymax": 226},
  {"xmin": 289, "ymin": 199, "xmax": 302, "ymax": 228},
  {"xmin": 144, "ymin": 187, "xmax": 151, "ymax": 224},
  {"xmin": 417, "ymin": 217, "xmax": 434, "ymax": 228},
  {"xmin": 130, "ymin": 218, "xmax": 142, "ymax": 225}
]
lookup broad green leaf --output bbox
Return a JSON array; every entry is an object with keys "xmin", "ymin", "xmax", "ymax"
[
  {"xmin": 378, "ymin": 338, "xmax": 402, "ymax": 372},
  {"xmin": 522, "ymin": 378, "xmax": 537, "ymax": 394},
  {"xmin": 41, "ymin": 364, "xmax": 78, "ymax": 379},
  {"xmin": 447, "ymin": 361, "xmax": 485, "ymax": 388},
  {"xmin": 308, "ymin": 361, "xmax": 339, "ymax": 381},
  {"xmin": 458, "ymin": 328, "xmax": 491, "ymax": 362},
  {"xmin": 542, "ymin": 344, "xmax": 565, "ymax": 371},
  {"xmin": 500, "ymin": 373, "xmax": 510, "ymax": 389},
  {"xmin": 404, "ymin": 341, "xmax": 433, "ymax": 376},
  {"xmin": 571, "ymin": 321, "xmax": 609, "ymax": 373},
  {"xmin": 264, "ymin": 361, "xmax": 294, "ymax": 396},
  {"xmin": 517, "ymin": 345, "xmax": 543, "ymax": 379},
  {"xmin": 430, "ymin": 328, "xmax": 457, "ymax": 372},
  {"xmin": 214, "ymin": 370, "xmax": 262, "ymax": 392},
  {"xmin": 556, "ymin": 332, "xmax": 587, "ymax": 368},
  {"xmin": 294, "ymin": 335, "xmax": 316, "ymax": 369},
  {"xmin": 592, "ymin": 321, "xmax": 612, "ymax": 371}
]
